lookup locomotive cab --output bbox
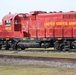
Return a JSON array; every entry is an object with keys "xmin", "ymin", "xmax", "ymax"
[
  {"xmin": 0, "ymin": 13, "xmax": 25, "ymax": 50},
  {"xmin": 2, "ymin": 13, "xmax": 24, "ymax": 37}
]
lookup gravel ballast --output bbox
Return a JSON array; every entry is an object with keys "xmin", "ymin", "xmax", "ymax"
[{"xmin": 0, "ymin": 55, "xmax": 76, "ymax": 68}]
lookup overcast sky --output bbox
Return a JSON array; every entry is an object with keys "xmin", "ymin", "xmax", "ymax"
[{"xmin": 0, "ymin": 0, "xmax": 76, "ymax": 22}]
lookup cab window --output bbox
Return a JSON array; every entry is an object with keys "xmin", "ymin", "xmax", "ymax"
[
  {"xmin": 14, "ymin": 19, "xmax": 18, "ymax": 24},
  {"xmin": 5, "ymin": 20, "xmax": 11, "ymax": 25}
]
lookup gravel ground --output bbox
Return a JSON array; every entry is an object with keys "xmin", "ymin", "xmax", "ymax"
[{"xmin": 0, "ymin": 57, "xmax": 76, "ymax": 68}]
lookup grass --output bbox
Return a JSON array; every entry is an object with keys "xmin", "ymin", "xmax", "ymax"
[
  {"xmin": 0, "ymin": 50, "xmax": 76, "ymax": 58},
  {"xmin": 0, "ymin": 64, "xmax": 76, "ymax": 75}
]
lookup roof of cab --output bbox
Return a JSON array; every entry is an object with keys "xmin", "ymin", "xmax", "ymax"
[{"xmin": 2, "ymin": 14, "xmax": 18, "ymax": 20}]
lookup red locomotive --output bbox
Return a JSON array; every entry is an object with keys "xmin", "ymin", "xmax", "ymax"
[{"xmin": 0, "ymin": 11, "xmax": 76, "ymax": 50}]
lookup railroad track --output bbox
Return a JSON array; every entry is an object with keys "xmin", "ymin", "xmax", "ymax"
[
  {"xmin": 24, "ymin": 49, "xmax": 76, "ymax": 53},
  {"xmin": 24, "ymin": 48, "xmax": 76, "ymax": 52},
  {"xmin": 1, "ymin": 48, "xmax": 76, "ymax": 53}
]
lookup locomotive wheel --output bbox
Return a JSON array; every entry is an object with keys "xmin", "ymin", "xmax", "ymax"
[
  {"xmin": 5, "ymin": 44, "xmax": 10, "ymax": 50},
  {"xmin": 20, "ymin": 44, "xmax": 25, "ymax": 50},
  {"xmin": 14, "ymin": 44, "xmax": 25, "ymax": 50},
  {"xmin": 5, "ymin": 47, "xmax": 9, "ymax": 50},
  {"xmin": 21, "ymin": 47, "xmax": 25, "ymax": 50},
  {"xmin": 0, "ymin": 45, "xmax": 1, "ymax": 50}
]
